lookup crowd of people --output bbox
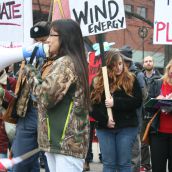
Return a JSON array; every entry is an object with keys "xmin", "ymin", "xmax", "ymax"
[{"xmin": 0, "ymin": 18, "xmax": 172, "ymax": 172}]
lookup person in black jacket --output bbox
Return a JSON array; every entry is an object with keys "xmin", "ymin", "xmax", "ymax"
[
  {"xmin": 120, "ymin": 45, "xmax": 147, "ymax": 172},
  {"xmin": 140, "ymin": 55, "xmax": 161, "ymax": 171},
  {"xmin": 90, "ymin": 49, "xmax": 142, "ymax": 172}
]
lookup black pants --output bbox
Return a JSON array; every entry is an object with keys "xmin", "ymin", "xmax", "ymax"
[
  {"xmin": 85, "ymin": 121, "xmax": 95, "ymax": 162},
  {"xmin": 150, "ymin": 132, "xmax": 172, "ymax": 172},
  {"xmin": 141, "ymin": 119, "xmax": 151, "ymax": 167}
]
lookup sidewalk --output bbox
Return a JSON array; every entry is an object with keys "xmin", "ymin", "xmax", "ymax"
[
  {"xmin": 89, "ymin": 162, "xmax": 103, "ymax": 172},
  {"xmin": 89, "ymin": 141, "xmax": 103, "ymax": 171}
]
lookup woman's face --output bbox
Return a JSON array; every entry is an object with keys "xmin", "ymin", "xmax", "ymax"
[
  {"xmin": 114, "ymin": 57, "xmax": 123, "ymax": 76},
  {"xmin": 47, "ymin": 28, "xmax": 60, "ymax": 57}
]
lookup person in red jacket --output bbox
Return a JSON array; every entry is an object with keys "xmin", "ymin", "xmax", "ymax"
[
  {"xmin": 0, "ymin": 69, "xmax": 16, "ymax": 158},
  {"xmin": 149, "ymin": 59, "xmax": 172, "ymax": 172}
]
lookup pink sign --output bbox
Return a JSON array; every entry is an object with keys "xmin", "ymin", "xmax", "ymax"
[{"xmin": 52, "ymin": 0, "xmax": 71, "ymax": 20}]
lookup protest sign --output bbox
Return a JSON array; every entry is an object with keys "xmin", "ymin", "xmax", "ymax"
[
  {"xmin": 0, "ymin": 0, "xmax": 33, "ymax": 47},
  {"xmin": 52, "ymin": 0, "xmax": 71, "ymax": 20},
  {"xmin": 153, "ymin": 0, "xmax": 172, "ymax": 44},
  {"xmin": 52, "ymin": 0, "xmax": 126, "ymax": 37}
]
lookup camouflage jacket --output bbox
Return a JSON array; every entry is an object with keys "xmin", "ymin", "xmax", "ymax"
[{"xmin": 25, "ymin": 55, "xmax": 89, "ymax": 159}]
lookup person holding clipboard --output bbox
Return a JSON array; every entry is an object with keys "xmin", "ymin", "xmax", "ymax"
[{"xmin": 149, "ymin": 59, "xmax": 172, "ymax": 172}]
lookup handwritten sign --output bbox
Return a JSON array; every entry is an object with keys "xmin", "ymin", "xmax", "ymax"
[
  {"xmin": 52, "ymin": 0, "xmax": 126, "ymax": 37},
  {"xmin": 153, "ymin": 0, "xmax": 172, "ymax": 44},
  {"xmin": 0, "ymin": 0, "xmax": 33, "ymax": 47}
]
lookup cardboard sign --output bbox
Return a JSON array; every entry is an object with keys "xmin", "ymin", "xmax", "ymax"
[
  {"xmin": 52, "ymin": 0, "xmax": 126, "ymax": 37},
  {"xmin": 52, "ymin": 0, "xmax": 71, "ymax": 20},
  {"xmin": 153, "ymin": 0, "xmax": 172, "ymax": 44},
  {"xmin": 0, "ymin": 0, "xmax": 33, "ymax": 47},
  {"xmin": 88, "ymin": 52, "xmax": 102, "ymax": 85}
]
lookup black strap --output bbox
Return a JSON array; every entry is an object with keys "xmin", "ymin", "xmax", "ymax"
[{"xmin": 29, "ymin": 46, "xmax": 39, "ymax": 64}]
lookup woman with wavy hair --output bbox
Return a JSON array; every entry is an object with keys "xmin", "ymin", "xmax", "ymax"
[{"xmin": 90, "ymin": 49, "xmax": 142, "ymax": 172}]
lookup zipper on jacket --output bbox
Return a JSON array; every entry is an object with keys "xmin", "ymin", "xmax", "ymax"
[{"xmin": 46, "ymin": 115, "xmax": 50, "ymax": 141}]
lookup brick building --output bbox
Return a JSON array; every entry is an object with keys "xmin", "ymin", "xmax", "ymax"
[{"xmin": 32, "ymin": 0, "xmax": 164, "ymax": 68}]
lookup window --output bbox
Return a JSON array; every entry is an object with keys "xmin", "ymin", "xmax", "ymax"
[
  {"xmin": 137, "ymin": 7, "xmax": 147, "ymax": 19},
  {"xmin": 124, "ymin": 4, "xmax": 133, "ymax": 18}
]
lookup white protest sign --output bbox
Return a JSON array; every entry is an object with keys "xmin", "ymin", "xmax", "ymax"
[
  {"xmin": 0, "ymin": 0, "xmax": 33, "ymax": 48},
  {"xmin": 153, "ymin": 0, "xmax": 172, "ymax": 44},
  {"xmin": 69, "ymin": 0, "xmax": 126, "ymax": 37}
]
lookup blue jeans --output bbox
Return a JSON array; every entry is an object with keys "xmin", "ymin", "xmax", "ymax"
[
  {"xmin": 96, "ymin": 127, "xmax": 138, "ymax": 172},
  {"xmin": 12, "ymin": 105, "xmax": 39, "ymax": 172}
]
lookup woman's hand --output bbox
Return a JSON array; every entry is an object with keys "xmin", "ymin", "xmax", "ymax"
[
  {"xmin": 105, "ymin": 96, "xmax": 114, "ymax": 108},
  {"xmin": 157, "ymin": 93, "xmax": 172, "ymax": 99},
  {"xmin": 156, "ymin": 95, "xmax": 165, "ymax": 99},
  {"xmin": 107, "ymin": 118, "xmax": 115, "ymax": 128}
]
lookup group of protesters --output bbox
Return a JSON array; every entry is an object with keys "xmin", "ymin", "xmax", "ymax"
[{"xmin": 0, "ymin": 18, "xmax": 172, "ymax": 172}]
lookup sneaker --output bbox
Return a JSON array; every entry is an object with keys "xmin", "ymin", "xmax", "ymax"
[
  {"xmin": 140, "ymin": 165, "xmax": 152, "ymax": 172},
  {"xmin": 83, "ymin": 161, "xmax": 90, "ymax": 171},
  {"xmin": 140, "ymin": 166, "xmax": 147, "ymax": 172}
]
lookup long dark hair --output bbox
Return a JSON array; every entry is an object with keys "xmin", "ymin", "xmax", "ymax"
[{"xmin": 50, "ymin": 19, "xmax": 89, "ymax": 107}]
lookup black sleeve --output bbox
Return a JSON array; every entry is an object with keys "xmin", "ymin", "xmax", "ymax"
[{"xmin": 89, "ymin": 102, "xmax": 108, "ymax": 128}]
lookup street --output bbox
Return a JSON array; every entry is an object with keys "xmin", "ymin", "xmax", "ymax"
[{"xmin": 88, "ymin": 162, "xmax": 103, "ymax": 172}]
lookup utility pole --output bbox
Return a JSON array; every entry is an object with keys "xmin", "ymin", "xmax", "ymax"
[
  {"xmin": 165, "ymin": 45, "xmax": 172, "ymax": 66},
  {"xmin": 138, "ymin": 26, "xmax": 148, "ymax": 60}
]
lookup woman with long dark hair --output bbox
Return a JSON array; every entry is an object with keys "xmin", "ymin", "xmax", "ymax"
[{"xmin": 24, "ymin": 19, "xmax": 90, "ymax": 172}]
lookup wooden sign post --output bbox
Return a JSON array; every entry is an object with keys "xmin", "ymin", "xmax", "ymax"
[{"xmin": 97, "ymin": 34, "xmax": 114, "ymax": 123}]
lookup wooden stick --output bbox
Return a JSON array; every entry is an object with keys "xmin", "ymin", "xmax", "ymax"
[{"xmin": 102, "ymin": 66, "xmax": 113, "ymax": 121}]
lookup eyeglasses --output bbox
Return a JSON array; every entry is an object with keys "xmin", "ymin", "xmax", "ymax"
[{"xmin": 49, "ymin": 34, "xmax": 60, "ymax": 37}]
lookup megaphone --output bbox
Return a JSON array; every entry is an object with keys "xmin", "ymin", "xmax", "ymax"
[{"xmin": 0, "ymin": 43, "xmax": 49, "ymax": 71}]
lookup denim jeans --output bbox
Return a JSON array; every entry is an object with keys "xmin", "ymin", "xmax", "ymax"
[
  {"xmin": 12, "ymin": 105, "xmax": 39, "ymax": 172},
  {"xmin": 96, "ymin": 127, "xmax": 138, "ymax": 172}
]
